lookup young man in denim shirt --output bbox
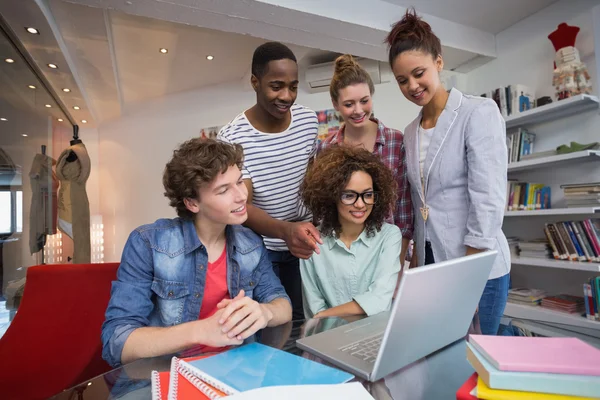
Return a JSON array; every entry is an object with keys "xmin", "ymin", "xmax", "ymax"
[{"xmin": 101, "ymin": 139, "xmax": 292, "ymax": 368}]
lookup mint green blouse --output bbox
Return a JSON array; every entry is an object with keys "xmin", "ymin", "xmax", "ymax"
[{"xmin": 300, "ymin": 223, "xmax": 402, "ymax": 318}]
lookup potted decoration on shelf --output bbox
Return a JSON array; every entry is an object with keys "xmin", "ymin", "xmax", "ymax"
[{"xmin": 548, "ymin": 22, "xmax": 592, "ymax": 100}]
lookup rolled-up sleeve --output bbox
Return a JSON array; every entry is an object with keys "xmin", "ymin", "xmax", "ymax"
[
  {"xmin": 299, "ymin": 256, "xmax": 328, "ymax": 318},
  {"xmin": 252, "ymin": 244, "xmax": 290, "ymax": 306},
  {"xmin": 353, "ymin": 226, "xmax": 402, "ymax": 316},
  {"xmin": 101, "ymin": 230, "xmax": 155, "ymax": 367},
  {"xmin": 463, "ymin": 100, "xmax": 508, "ymax": 250}
]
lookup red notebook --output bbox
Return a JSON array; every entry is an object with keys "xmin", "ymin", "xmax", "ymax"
[
  {"xmin": 151, "ymin": 355, "xmax": 227, "ymax": 400},
  {"xmin": 456, "ymin": 372, "xmax": 478, "ymax": 400}
]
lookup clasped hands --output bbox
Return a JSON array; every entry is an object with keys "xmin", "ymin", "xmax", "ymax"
[{"xmin": 201, "ymin": 290, "xmax": 273, "ymax": 347}]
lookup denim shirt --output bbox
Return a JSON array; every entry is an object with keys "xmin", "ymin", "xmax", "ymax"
[{"xmin": 101, "ymin": 218, "xmax": 290, "ymax": 367}]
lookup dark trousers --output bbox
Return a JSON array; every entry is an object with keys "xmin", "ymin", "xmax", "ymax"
[
  {"xmin": 425, "ymin": 241, "xmax": 435, "ymax": 265},
  {"xmin": 267, "ymin": 250, "xmax": 304, "ymax": 320}
]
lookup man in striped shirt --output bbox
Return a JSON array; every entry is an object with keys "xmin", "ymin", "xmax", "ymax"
[{"xmin": 218, "ymin": 42, "xmax": 322, "ymax": 319}]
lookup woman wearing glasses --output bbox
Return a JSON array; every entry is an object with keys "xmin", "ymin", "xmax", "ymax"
[
  {"xmin": 318, "ymin": 54, "xmax": 413, "ymax": 264},
  {"xmin": 299, "ymin": 146, "xmax": 402, "ymax": 318}
]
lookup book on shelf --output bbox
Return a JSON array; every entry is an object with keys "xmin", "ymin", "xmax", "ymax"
[
  {"xmin": 506, "ymin": 182, "xmax": 550, "ymax": 211},
  {"xmin": 542, "ymin": 220, "xmax": 600, "ymax": 262},
  {"xmin": 506, "ymin": 128, "xmax": 536, "ymax": 164},
  {"xmin": 508, "ymin": 288, "xmax": 546, "ymax": 306},
  {"xmin": 561, "ymin": 183, "xmax": 600, "ymax": 208},
  {"xmin": 482, "ymin": 84, "xmax": 535, "ymax": 117},
  {"xmin": 583, "ymin": 276, "xmax": 600, "ymax": 321},
  {"xmin": 517, "ymin": 239, "xmax": 552, "ymax": 259},
  {"xmin": 540, "ymin": 294, "xmax": 585, "ymax": 315}
]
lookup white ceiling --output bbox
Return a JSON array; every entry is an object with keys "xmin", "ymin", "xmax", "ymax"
[
  {"xmin": 381, "ymin": 0, "xmax": 560, "ymax": 34},
  {"xmin": 0, "ymin": 0, "xmax": 563, "ymax": 128}
]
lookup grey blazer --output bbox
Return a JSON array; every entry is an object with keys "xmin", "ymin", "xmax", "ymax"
[{"xmin": 404, "ymin": 88, "xmax": 510, "ymax": 279}]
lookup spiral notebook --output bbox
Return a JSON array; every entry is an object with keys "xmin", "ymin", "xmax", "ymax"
[
  {"xmin": 178, "ymin": 343, "xmax": 354, "ymax": 395},
  {"xmin": 151, "ymin": 355, "xmax": 227, "ymax": 400}
]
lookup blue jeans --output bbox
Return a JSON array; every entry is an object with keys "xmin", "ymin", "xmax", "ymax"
[
  {"xmin": 267, "ymin": 250, "xmax": 304, "ymax": 320},
  {"xmin": 477, "ymin": 274, "xmax": 510, "ymax": 335}
]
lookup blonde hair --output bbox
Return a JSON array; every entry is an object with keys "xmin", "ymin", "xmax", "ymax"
[{"xmin": 329, "ymin": 54, "xmax": 375, "ymax": 103}]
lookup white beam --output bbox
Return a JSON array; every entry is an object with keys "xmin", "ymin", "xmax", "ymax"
[{"xmin": 62, "ymin": 0, "xmax": 496, "ymax": 71}]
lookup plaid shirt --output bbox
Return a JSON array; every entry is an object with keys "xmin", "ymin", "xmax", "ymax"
[{"xmin": 317, "ymin": 118, "xmax": 414, "ymax": 239}]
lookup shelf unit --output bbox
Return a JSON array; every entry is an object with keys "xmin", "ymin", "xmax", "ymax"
[
  {"xmin": 504, "ymin": 303, "xmax": 600, "ymax": 331},
  {"xmin": 503, "ymin": 92, "xmax": 600, "ymax": 338},
  {"xmin": 512, "ymin": 256, "xmax": 600, "ymax": 272},
  {"xmin": 504, "ymin": 94, "xmax": 599, "ymax": 129},
  {"xmin": 505, "ymin": 207, "xmax": 600, "ymax": 217},
  {"xmin": 507, "ymin": 150, "xmax": 600, "ymax": 173},
  {"xmin": 510, "ymin": 320, "xmax": 600, "ymax": 347}
]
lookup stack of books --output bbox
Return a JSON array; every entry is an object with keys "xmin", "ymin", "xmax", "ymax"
[
  {"xmin": 562, "ymin": 183, "xmax": 600, "ymax": 208},
  {"xmin": 540, "ymin": 294, "xmax": 585, "ymax": 315},
  {"xmin": 151, "ymin": 343, "xmax": 355, "ymax": 399},
  {"xmin": 506, "ymin": 182, "xmax": 551, "ymax": 211},
  {"xmin": 507, "ymin": 288, "xmax": 546, "ymax": 306},
  {"xmin": 457, "ymin": 335, "xmax": 600, "ymax": 399},
  {"xmin": 517, "ymin": 239, "xmax": 552, "ymax": 259}
]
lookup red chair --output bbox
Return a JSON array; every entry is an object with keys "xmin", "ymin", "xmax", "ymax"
[{"xmin": 0, "ymin": 262, "xmax": 119, "ymax": 400}]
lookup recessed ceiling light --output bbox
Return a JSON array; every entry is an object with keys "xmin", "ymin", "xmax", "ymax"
[
  {"xmin": 159, "ymin": 48, "xmax": 168, "ymax": 54},
  {"xmin": 206, "ymin": 55, "xmax": 214, "ymax": 61},
  {"xmin": 57, "ymin": 118, "xmax": 63, "ymax": 122},
  {"xmin": 22, "ymin": 134, "xmax": 28, "ymax": 137},
  {"xmin": 28, "ymin": 84, "xmax": 36, "ymax": 89},
  {"xmin": 5, "ymin": 58, "xmax": 14, "ymax": 63},
  {"xmin": 47, "ymin": 63, "xmax": 57, "ymax": 69},
  {"xmin": 0, "ymin": 118, "xmax": 7, "ymax": 121},
  {"xmin": 73, "ymin": 106, "xmax": 80, "ymax": 110},
  {"xmin": 81, "ymin": 119, "xmax": 88, "ymax": 124},
  {"xmin": 45, "ymin": 104, "xmax": 52, "ymax": 108},
  {"xmin": 26, "ymin": 27, "xmax": 39, "ymax": 34},
  {"xmin": 62, "ymin": 88, "xmax": 71, "ymax": 92}
]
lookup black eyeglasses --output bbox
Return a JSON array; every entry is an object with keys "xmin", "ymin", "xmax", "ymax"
[{"xmin": 340, "ymin": 190, "xmax": 378, "ymax": 205}]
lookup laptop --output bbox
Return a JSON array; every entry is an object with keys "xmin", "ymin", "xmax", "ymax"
[{"xmin": 296, "ymin": 250, "xmax": 497, "ymax": 381}]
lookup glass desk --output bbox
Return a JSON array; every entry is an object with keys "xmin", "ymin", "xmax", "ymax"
[{"xmin": 50, "ymin": 318, "xmax": 474, "ymax": 400}]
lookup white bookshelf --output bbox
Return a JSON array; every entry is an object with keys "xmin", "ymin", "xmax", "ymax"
[
  {"xmin": 511, "ymin": 320, "xmax": 600, "ymax": 346},
  {"xmin": 512, "ymin": 256, "xmax": 600, "ymax": 272},
  {"xmin": 508, "ymin": 150, "xmax": 600, "ymax": 172},
  {"xmin": 504, "ymin": 303, "xmax": 600, "ymax": 331},
  {"xmin": 505, "ymin": 207, "xmax": 600, "ymax": 217},
  {"xmin": 505, "ymin": 94, "xmax": 599, "ymax": 129}
]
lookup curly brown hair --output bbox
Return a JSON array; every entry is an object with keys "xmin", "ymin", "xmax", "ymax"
[
  {"xmin": 163, "ymin": 138, "xmax": 244, "ymax": 219},
  {"xmin": 301, "ymin": 146, "xmax": 397, "ymax": 238}
]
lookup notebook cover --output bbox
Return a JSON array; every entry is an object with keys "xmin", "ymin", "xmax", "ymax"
[
  {"xmin": 170, "ymin": 356, "xmax": 227, "ymax": 400},
  {"xmin": 151, "ymin": 370, "xmax": 170, "ymax": 400},
  {"xmin": 476, "ymin": 377, "xmax": 597, "ymax": 400},
  {"xmin": 181, "ymin": 342, "xmax": 354, "ymax": 393},
  {"xmin": 468, "ymin": 335, "xmax": 600, "ymax": 376},
  {"xmin": 466, "ymin": 342, "xmax": 600, "ymax": 398},
  {"xmin": 455, "ymin": 372, "xmax": 478, "ymax": 400}
]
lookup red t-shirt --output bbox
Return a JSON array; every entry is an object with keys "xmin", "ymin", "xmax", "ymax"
[
  {"xmin": 180, "ymin": 246, "xmax": 230, "ymax": 357},
  {"xmin": 199, "ymin": 246, "xmax": 230, "ymax": 319}
]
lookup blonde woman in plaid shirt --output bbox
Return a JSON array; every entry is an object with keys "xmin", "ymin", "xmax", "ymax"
[{"xmin": 318, "ymin": 54, "xmax": 414, "ymax": 264}]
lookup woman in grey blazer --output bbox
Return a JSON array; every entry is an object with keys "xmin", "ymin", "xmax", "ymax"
[{"xmin": 385, "ymin": 9, "xmax": 511, "ymax": 335}]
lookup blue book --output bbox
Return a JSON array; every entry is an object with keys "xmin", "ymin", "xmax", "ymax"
[
  {"xmin": 178, "ymin": 343, "xmax": 354, "ymax": 395},
  {"xmin": 466, "ymin": 342, "xmax": 600, "ymax": 398}
]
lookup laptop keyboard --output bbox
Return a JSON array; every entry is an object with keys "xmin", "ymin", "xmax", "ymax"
[{"xmin": 339, "ymin": 333, "xmax": 384, "ymax": 363}]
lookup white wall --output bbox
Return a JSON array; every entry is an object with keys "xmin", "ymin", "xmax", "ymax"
[{"xmin": 98, "ymin": 77, "xmax": 421, "ymax": 261}]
